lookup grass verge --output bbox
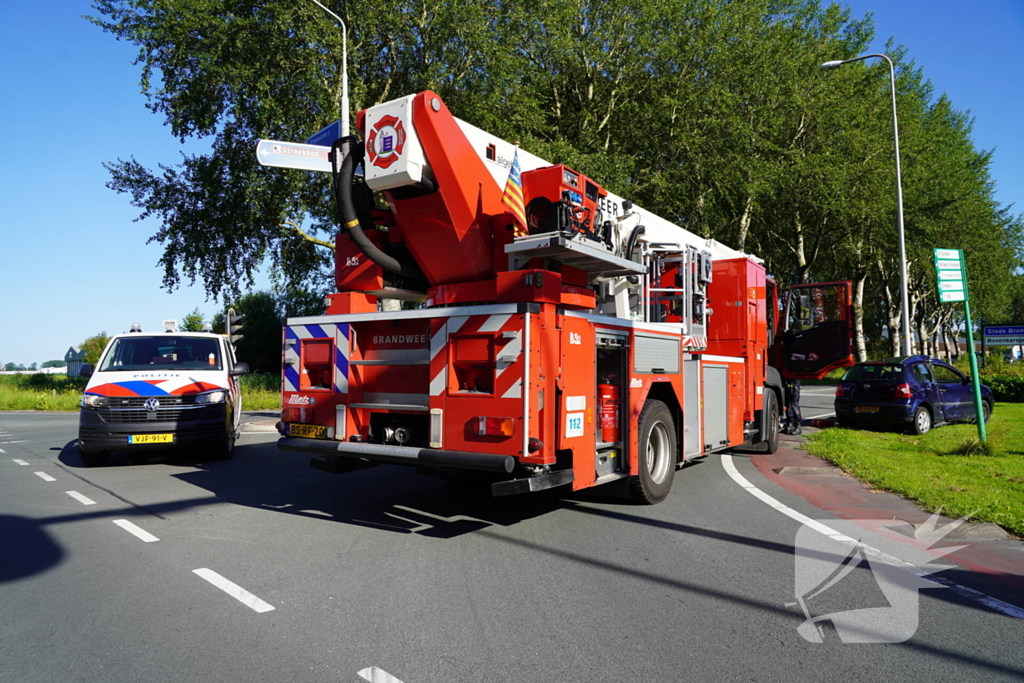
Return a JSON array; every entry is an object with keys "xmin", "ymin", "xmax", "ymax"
[
  {"xmin": 0, "ymin": 373, "xmax": 282, "ymax": 412},
  {"xmin": 805, "ymin": 404, "xmax": 1024, "ymax": 536}
]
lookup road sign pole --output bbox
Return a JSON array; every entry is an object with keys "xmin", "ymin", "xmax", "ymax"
[{"xmin": 962, "ymin": 280, "xmax": 988, "ymax": 444}]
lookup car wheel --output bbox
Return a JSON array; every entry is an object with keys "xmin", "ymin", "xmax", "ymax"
[
  {"xmin": 629, "ymin": 400, "xmax": 677, "ymax": 504},
  {"xmin": 912, "ymin": 407, "xmax": 932, "ymax": 435},
  {"xmin": 79, "ymin": 448, "xmax": 110, "ymax": 468},
  {"xmin": 980, "ymin": 401, "xmax": 992, "ymax": 424}
]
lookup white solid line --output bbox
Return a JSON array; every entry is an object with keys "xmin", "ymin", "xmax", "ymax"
[
  {"xmin": 65, "ymin": 490, "xmax": 97, "ymax": 506},
  {"xmin": 34, "ymin": 471, "xmax": 56, "ymax": 482},
  {"xmin": 13, "ymin": 458, "xmax": 28, "ymax": 465},
  {"xmin": 0, "ymin": 440, "xmax": 27, "ymax": 444},
  {"xmin": 192, "ymin": 568, "xmax": 275, "ymax": 613},
  {"xmin": 113, "ymin": 519, "xmax": 159, "ymax": 543},
  {"xmin": 358, "ymin": 667, "xmax": 405, "ymax": 683},
  {"xmin": 721, "ymin": 453, "xmax": 1024, "ymax": 620}
]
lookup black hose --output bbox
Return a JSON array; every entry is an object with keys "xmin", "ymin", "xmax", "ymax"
[
  {"xmin": 625, "ymin": 224, "xmax": 646, "ymax": 261},
  {"xmin": 330, "ymin": 137, "xmax": 425, "ymax": 282}
]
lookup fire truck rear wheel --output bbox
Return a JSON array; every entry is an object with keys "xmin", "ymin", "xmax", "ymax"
[
  {"xmin": 761, "ymin": 389, "xmax": 780, "ymax": 454},
  {"xmin": 630, "ymin": 400, "xmax": 676, "ymax": 504}
]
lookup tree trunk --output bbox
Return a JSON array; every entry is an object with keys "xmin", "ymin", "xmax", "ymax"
[{"xmin": 853, "ymin": 271, "xmax": 868, "ymax": 362}]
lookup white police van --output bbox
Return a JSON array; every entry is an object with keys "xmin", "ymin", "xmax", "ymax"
[{"xmin": 77, "ymin": 321, "xmax": 248, "ymax": 467}]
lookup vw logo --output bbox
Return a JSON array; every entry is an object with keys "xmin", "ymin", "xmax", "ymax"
[{"xmin": 144, "ymin": 398, "xmax": 161, "ymax": 412}]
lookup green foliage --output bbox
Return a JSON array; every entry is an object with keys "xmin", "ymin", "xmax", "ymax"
[
  {"xmin": 89, "ymin": 0, "xmax": 1022, "ymax": 355},
  {"xmin": 226, "ymin": 291, "xmax": 281, "ymax": 374},
  {"xmin": 41, "ymin": 360, "xmax": 66, "ymax": 368},
  {"xmin": 180, "ymin": 307, "xmax": 207, "ymax": 332},
  {"xmin": 0, "ymin": 374, "xmax": 88, "ymax": 412},
  {"xmin": 79, "ymin": 332, "xmax": 111, "ymax": 365},
  {"xmin": 807, "ymin": 404, "xmax": 1024, "ymax": 535}
]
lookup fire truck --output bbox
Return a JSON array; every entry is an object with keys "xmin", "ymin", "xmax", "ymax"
[{"xmin": 262, "ymin": 91, "xmax": 853, "ymax": 503}]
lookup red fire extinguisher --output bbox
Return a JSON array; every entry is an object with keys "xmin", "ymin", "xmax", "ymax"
[{"xmin": 598, "ymin": 383, "xmax": 620, "ymax": 443}]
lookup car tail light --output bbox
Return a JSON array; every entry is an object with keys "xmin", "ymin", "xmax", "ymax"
[
  {"xmin": 894, "ymin": 383, "xmax": 912, "ymax": 399},
  {"xmin": 476, "ymin": 416, "xmax": 516, "ymax": 437},
  {"xmin": 835, "ymin": 384, "xmax": 845, "ymax": 397}
]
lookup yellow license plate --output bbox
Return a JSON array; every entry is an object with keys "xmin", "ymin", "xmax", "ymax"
[
  {"xmin": 855, "ymin": 406, "xmax": 879, "ymax": 413},
  {"xmin": 128, "ymin": 433, "xmax": 174, "ymax": 444},
  {"xmin": 288, "ymin": 423, "xmax": 328, "ymax": 439}
]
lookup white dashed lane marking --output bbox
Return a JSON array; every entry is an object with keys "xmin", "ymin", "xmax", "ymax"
[
  {"xmin": 113, "ymin": 519, "xmax": 160, "ymax": 543},
  {"xmin": 65, "ymin": 490, "xmax": 97, "ymax": 506},
  {"xmin": 34, "ymin": 471, "xmax": 56, "ymax": 482},
  {"xmin": 192, "ymin": 568, "xmax": 275, "ymax": 613},
  {"xmin": 358, "ymin": 667, "xmax": 405, "ymax": 683},
  {"xmin": 13, "ymin": 458, "xmax": 28, "ymax": 465}
]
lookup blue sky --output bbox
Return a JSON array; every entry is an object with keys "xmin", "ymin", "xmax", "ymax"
[{"xmin": 1, "ymin": 0, "xmax": 1022, "ymax": 367}]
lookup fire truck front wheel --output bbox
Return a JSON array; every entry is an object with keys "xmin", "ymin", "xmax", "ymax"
[{"xmin": 630, "ymin": 400, "xmax": 677, "ymax": 504}]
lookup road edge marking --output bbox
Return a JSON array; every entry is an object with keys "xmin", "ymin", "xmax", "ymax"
[
  {"xmin": 113, "ymin": 519, "xmax": 160, "ymax": 543},
  {"xmin": 721, "ymin": 453, "xmax": 1024, "ymax": 620},
  {"xmin": 192, "ymin": 568, "xmax": 275, "ymax": 613},
  {"xmin": 65, "ymin": 490, "xmax": 97, "ymax": 506}
]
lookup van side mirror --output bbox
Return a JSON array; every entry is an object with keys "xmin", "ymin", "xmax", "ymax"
[
  {"xmin": 230, "ymin": 362, "xmax": 250, "ymax": 377},
  {"xmin": 79, "ymin": 363, "xmax": 94, "ymax": 378}
]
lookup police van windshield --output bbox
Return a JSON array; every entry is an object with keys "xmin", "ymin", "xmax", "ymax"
[{"xmin": 98, "ymin": 336, "xmax": 223, "ymax": 372}]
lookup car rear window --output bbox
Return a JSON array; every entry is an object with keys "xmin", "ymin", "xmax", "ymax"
[{"xmin": 841, "ymin": 364, "xmax": 905, "ymax": 382}]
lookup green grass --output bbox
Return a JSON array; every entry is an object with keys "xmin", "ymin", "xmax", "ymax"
[
  {"xmin": 805, "ymin": 404, "xmax": 1024, "ymax": 536},
  {"xmin": 0, "ymin": 373, "xmax": 282, "ymax": 412}
]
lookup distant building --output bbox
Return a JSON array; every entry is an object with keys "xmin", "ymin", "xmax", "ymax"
[{"xmin": 65, "ymin": 346, "xmax": 87, "ymax": 378}]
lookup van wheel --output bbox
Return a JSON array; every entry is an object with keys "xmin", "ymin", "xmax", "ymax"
[
  {"xmin": 208, "ymin": 432, "xmax": 235, "ymax": 461},
  {"xmin": 630, "ymin": 400, "xmax": 676, "ymax": 504},
  {"xmin": 912, "ymin": 407, "xmax": 932, "ymax": 435},
  {"xmin": 80, "ymin": 448, "xmax": 110, "ymax": 468}
]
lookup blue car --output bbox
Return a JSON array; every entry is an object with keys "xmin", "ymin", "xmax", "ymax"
[{"xmin": 834, "ymin": 355, "xmax": 993, "ymax": 435}]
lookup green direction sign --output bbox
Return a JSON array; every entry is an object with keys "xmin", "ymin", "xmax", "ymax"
[
  {"xmin": 934, "ymin": 248, "xmax": 966, "ymax": 302},
  {"xmin": 932, "ymin": 247, "xmax": 986, "ymax": 443}
]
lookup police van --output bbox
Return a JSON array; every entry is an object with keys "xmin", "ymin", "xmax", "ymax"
[{"xmin": 77, "ymin": 321, "xmax": 249, "ymax": 467}]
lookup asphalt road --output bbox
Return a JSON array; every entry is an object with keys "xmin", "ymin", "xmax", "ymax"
[{"xmin": 1, "ymin": 412, "xmax": 1022, "ymax": 682}]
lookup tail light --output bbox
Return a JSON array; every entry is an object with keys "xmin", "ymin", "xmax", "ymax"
[
  {"xmin": 894, "ymin": 383, "xmax": 912, "ymax": 399},
  {"xmin": 476, "ymin": 416, "xmax": 516, "ymax": 437},
  {"xmin": 282, "ymin": 406, "xmax": 310, "ymax": 423},
  {"xmin": 835, "ymin": 384, "xmax": 844, "ymax": 397}
]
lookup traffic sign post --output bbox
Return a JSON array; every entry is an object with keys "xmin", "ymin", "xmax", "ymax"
[{"xmin": 934, "ymin": 249, "xmax": 986, "ymax": 442}]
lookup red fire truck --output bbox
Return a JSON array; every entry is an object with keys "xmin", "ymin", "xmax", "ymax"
[{"xmin": 262, "ymin": 91, "xmax": 853, "ymax": 503}]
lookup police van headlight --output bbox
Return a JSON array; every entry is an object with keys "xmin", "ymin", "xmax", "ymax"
[
  {"xmin": 195, "ymin": 390, "xmax": 227, "ymax": 405},
  {"xmin": 81, "ymin": 394, "xmax": 108, "ymax": 408}
]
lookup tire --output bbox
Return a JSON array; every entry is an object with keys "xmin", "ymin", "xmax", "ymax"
[
  {"xmin": 750, "ymin": 390, "xmax": 780, "ymax": 453},
  {"xmin": 79, "ymin": 448, "xmax": 110, "ymax": 468},
  {"xmin": 911, "ymin": 406, "xmax": 932, "ymax": 435},
  {"xmin": 979, "ymin": 401, "xmax": 992, "ymax": 424},
  {"xmin": 629, "ymin": 400, "xmax": 677, "ymax": 504},
  {"xmin": 208, "ymin": 431, "xmax": 235, "ymax": 461},
  {"xmin": 762, "ymin": 390, "xmax": 780, "ymax": 453}
]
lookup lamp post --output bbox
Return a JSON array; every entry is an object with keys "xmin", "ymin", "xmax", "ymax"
[
  {"xmin": 309, "ymin": 0, "xmax": 349, "ymax": 141},
  {"xmin": 821, "ymin": 54, "xmax": 913, "ymax": 357}
]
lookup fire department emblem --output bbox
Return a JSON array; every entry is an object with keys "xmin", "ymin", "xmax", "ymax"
[{"xmin": 366, "ymin": 115, "xmax": 406, "ymax": 169}]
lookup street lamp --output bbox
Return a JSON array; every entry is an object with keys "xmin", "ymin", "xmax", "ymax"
[
  {"xmin": 309, "ymin": 0, "xmax": 349, "ymax": 141},
  {"xmin": 821, "ymin": 54, "xmax": 913, "ymax": 357}
]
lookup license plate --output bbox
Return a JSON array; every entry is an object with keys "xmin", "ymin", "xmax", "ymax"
[
  {"xmin": 128, "ymin": 433, "xmax": 174, "ymax": 444},
  {"xmin": 287, "ymin": 423, "xmax": 328, "ymax": 439},
  {"xmin": 855, "ymin": 406, "xmax": 879, "ymax": 413}
]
